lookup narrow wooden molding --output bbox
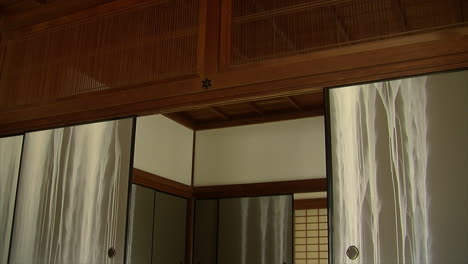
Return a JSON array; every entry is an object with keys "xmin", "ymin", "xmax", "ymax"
[
  {"xmin": 132, "ymin": 168, "xmax": 193, "ymax": 199},
  {"xmin": 133, "ymin": 168, "xmax": 326, "ymax": 199},
  {"xmin": 294, "ymin": 198, "xmax": 327, "ymax": 210},
  {"xmin": 193, "ymin": 178, "xmax": 327, "ymax": 199}
]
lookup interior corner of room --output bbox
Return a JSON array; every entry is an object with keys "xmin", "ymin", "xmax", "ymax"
[{"xmin": 0, "ymin": 0, "xmax": 467, "ymax": 263}]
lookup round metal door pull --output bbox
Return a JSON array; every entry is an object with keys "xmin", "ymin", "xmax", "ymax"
[
  {"xmin": 346, "ymin": 245, "xmax": 359, "ymax": 260},
  {"xmin": 108, "ymin": 247, "xmax": 116, "ymax": 258}
]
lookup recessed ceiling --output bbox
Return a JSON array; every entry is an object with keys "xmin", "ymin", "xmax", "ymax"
[{"xmin": 164, "ymin": 90, "xmax": 324, "ymax": 130}]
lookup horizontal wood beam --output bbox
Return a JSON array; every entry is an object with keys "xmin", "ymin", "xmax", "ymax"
[
  {"xmin": 133, "ymin": 167, "xmax": 327, "ymax": 200},
  {"xmin": 1, "ymin": 27, "xmax": 468, "ymax": 136},
  {"xmin": 294, "ymin": 198, "xmax": 327, "ymax": 209},
  {"xmin": 132, "ymin": 168, "xmax": 193, "ymax": 198},
  {"xmin": 195, "ymin": 107, "xmax": 323, "ymax": 130},
  {"xmin": 193, "ymin": 178, "xmax": 327, "ymax": 199}
]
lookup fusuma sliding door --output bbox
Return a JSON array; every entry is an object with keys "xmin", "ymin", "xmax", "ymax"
[
  {"xmin": 9, "ymin": 118, "xmax": 134, "ymax": 264},
  {"xmin": 126, "ymin": 185, "xmax": 188, "ymax": 264},
  {"xmin": 327, "ymin": 70, "xmax": 468, "ymax": 263},
  {"xmin": 217, "ymin": 195, "xmax": 293, "ymax": 264},
  {"xmin": 0, "ymin": 136, "xmax": 23, "ymax": 264}
]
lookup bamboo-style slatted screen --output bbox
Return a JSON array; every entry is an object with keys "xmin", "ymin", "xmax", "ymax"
[
  {"xmin": 0, "ymin": 0, "xmax": 199, "ymax": 109},
  {"xmin": 231, "ymin": 0, "xmax": 467, "ymax": 65}
]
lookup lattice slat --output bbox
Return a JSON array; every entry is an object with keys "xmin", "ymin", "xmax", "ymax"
[
  {"xmin": 0, "ymin": 0, "xmax": 199, "ymax": 108},
  {"xmin": 231, "ymin": 0, "xmax": 466, "ymax": 65}
]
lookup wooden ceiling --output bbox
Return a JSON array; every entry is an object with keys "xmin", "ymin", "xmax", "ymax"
[{"xmin": 163, "ymin": 90, "xmax": 323, "ymax": 130}]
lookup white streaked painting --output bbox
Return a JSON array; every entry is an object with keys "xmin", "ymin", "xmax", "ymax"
[
  {"xmin": 218, "ymin": 195, "xmax": 293, "ymax": 264},
  {"xmin": 329, "ymin": 70, "xmax": 468, "ymax": 264},
  {"xmin": 0, "ymin": 135, "xmax": 23, "ymax": 264},
  {"xmin": 9, "ymin": 118, "xmax": 134, "ymax": 264}
]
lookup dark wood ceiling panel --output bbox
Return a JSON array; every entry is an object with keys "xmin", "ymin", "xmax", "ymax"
[
  {"xmin": 230, "ymin": 0, "xmax": 467, "ymax": 65},
  {"xmin": 290, "ymin": 92, "xmax": 323, "ymax": 110},
  {"xmin": 185, "ymin": 108, "xmax": 221, "ymax": 122},
  {"xmin": 0, "ymin": 0, "xmax": 199, "ymax": 109},
  {"xmin": 164, "ymin": 90, "xmax": 324, "ymax": 130},
  {"xmin": 216, "ymin": 102, "xmax": 258, "ymax": 116},
  {"xmin": 254, "ymin": 97, "xmax": 296, "ymax": 113}
]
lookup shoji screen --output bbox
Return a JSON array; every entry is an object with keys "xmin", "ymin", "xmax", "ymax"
[
  {"xmin": 327, "ymin": 70, "xmax": 468, "ymax": 263},
  {"xmin": 0, "ymin": 136, "xmax": 23, "ymax": 264},
  {"xmin": 9, "ymin": 118, "xmax": 134, "ymax": 264}
]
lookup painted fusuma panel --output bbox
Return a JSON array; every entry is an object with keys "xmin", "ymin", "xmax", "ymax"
[{"xmin": 328, "ymin": 70, "xmax": 468, "ymax": 263}]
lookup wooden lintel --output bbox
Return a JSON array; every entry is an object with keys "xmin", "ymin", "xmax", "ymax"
[
  {"xmin": 193, "ymin": 178, "xmax": 327, "ymax": 199},
  {"xmin": 132, "ymin": 168, "xmax": 193, "ymax": 199},
  {"xmin": 1, "ymin": 27, "xmax": 468, "ymax": 136},
  {"xmin": 133, "ymin": 167, "xmax": 327, "ymax": 200},
  {"xmin": 294, "ymin": 198, "xmax": 327, "ymax": 209}
]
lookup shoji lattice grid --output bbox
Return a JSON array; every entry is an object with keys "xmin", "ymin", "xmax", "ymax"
[{"xmin": 295, "ymin": 208, "xmax": 328, "ymax": 264}]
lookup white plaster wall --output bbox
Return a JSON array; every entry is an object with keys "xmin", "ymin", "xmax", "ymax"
[
  {"xmin": 294, "ymin": 192, "xmax": 327, "ymax": 200},
  {"xmin": 134, "ymin": 115, "xmax": 193, "ymax": 185},
  {"xmin": 194, "ymin": 117, "xmax": 326, "ymax": 186}
]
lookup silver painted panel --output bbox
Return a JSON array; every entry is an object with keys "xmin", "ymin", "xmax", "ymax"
[
  {"xmin": 329, "ymin": 70, "xmax": 468, "ymax": 263},
  {"xmin": 152, "ymin": 192, "xmax": 187, "ymax": 264},
  {"xmin": 218, "ymin": 195, "xmax": 293, "ymax": 264},
  {"xmin": 9, "ymin": 119, "xmax": 134, "ymax": 264},
  {"xmin": 193, "ymin": 200, "xmax": 218, "ymax": 264},
  {"xmin": 0, "ymin": 136, "xmax": 23, "ymax": 264},
  {"xmin": 126, "ymin": 185, "xmax": 155, "ymax": 264}
]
